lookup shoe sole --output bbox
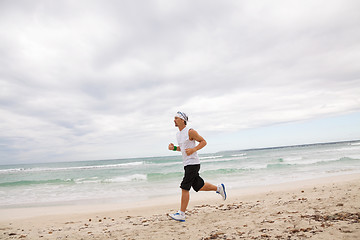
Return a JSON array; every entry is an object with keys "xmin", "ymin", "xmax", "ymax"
[
  {"xmin": 221, "ymin": 183, "xmax": 227, "ymax": 200},
  {"xmin": 169, "ymin": 214, "xmax": 185, "ymax": 222}
]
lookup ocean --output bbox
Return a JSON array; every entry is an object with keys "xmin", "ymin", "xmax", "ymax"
[{"xmin": 1, "ymin": 140, "xmax": 360, "ymax": 208}]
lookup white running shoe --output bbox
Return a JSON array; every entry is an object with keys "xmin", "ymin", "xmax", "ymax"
[
  {"xmin": 169, "ymin": 211, "xmax": 185, "ymax": 222},
  {"xmin": 217, "ymin": 183, "xmax": 227, "ymax": 200}
]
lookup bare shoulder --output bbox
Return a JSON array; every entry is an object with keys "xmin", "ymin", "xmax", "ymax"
[
  {"xmin": 188, "ymin": 128, "xmax": 197, "ymax": 136},
  {"xmin": 188, "ymin": 128, "xmax": 196, "ymax": 133},
  {"xmin": 188, "ymin": 129, "xmax": 204, "ymax": 141}
]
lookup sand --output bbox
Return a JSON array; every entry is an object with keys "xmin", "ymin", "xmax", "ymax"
[{"xmin": 1, "ymin": 173, "xmax": 360, "ymax": 239}]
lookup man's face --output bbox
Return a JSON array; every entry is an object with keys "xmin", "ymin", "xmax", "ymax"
[{"xmin": 174, "ymin": 116, "xmax": 184, "ymax": 127}]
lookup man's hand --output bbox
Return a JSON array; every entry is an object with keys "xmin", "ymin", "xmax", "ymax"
[
  {"xmin": 185, "ymin": 148, "xmax": 196, "ymax": 156},
  {"xmin": 168, "ymin": 143, "xmax": 175, "ymax": 151}
]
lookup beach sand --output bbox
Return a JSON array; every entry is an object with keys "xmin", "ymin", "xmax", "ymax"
[{"xmin": 1, "ymin": 173, "xmax": 359, "ymax": 239}]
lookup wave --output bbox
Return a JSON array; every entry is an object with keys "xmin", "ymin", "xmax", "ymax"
[
  {"xmin": 202, "ymin": 157, "xmax": 360, "ymax": 176},
  {"xmin": 68, "ymin": 172, "xmax": 181, "ymax": 185},
  {"xmin": 102, "ymin": 174, "xmax": 147, "ymax": 183},
  {"xmin": 266, "ymin": 157, "xmax": 359, "ymax": 169},
  {"xmin": 0, "ymin": 178, "xmax": 75, "ymax": 187},
  {"xmin": 145, "ymin": 160, "xmax": 182, "ymax": 167},
  {"xmin": 0, "ymin": 161, "xmax": 144, "ymax": 174},
  {"xmin": 319, "ymin": 146, "xmax": 360, "ymax": 153},
  {"xmin": 147, "ymin": 172, "xmax": 183, "ymax": 181},
  {"xmin": 201, "ymin": 164, "xmax": 272, "ymax": 175},
  {"xmin": 201, "ymin": 156, "xmax": 247, "ymax": 164},
  {"xmin": 280, "ymin": 156, "xmax": 302, "ymax": 162},
  {"xmin": 203, "ymin": 163, "xmax": 289, "ymax": 174},
  {"xmin": 266, "ymin": 163, "xmax": 294, "ymax": 169},
  {"xmin": 273, "ymin": 153, "xmax": 360, "ymax": 165},
  {"xmin": 199, "ymin": 155, "xmax": 223, "ymax": 160},
  {"xmin": 230, "ymin": 153, "xmax": 247, "ymax": 157},
  {"xmin": 0, "ymin": 174, "xmax": 150, "ymax": 187},
  {"xmin": 314, "ymin": 156, "xmax": 359, "ymax": 165},
  {"xmin": 201, "ymin": 168, "xmax": 247, "ymax": 175}
]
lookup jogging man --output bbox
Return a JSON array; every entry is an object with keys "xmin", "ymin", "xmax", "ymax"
[{"xmin": 168, "ymin": 111, "xmax": 226, "ymax": 222}]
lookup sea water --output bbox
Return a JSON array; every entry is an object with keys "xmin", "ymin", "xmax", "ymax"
[{"xmin": 0, "ymin": 140, "xmax": 360, "ymax": 208}]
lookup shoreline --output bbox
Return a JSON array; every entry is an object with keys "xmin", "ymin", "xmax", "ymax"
[
  {"xmin": 1, "ymin": 173, "xmax": 360, "ymax": 221},
  {"xmin": 1, "ymin": 173, "xmax": 360, "ymax": 239}
]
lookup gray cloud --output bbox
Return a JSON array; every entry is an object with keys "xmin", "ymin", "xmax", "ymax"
[{"xmin": 1, "ymin": 0, "xmax": 360, "ymax": 163}]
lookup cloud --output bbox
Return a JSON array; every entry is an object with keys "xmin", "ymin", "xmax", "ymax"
[{"xmin": 0, "ymin": 0, "xmax": 360, "ymax": 163}]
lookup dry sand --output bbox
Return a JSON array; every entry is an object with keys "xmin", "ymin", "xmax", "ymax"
[{"xmin": 1, "ymin": 173, "xmax": 359, "ymax": 239}]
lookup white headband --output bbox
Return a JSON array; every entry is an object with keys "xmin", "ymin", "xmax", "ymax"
[{"xmin": 176, "ymin": 111, "xmax": 188, "ymax": 122}]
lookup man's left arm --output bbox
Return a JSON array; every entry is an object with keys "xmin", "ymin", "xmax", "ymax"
[{"xmin": 185, "ymin": 129, "xmax": 207, "ymax": 156}]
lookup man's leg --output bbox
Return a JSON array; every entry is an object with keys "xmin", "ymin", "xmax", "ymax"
[
  {"xmin": 180, "ymin": 189, "xmax": 190, "ymax": 212},
  {"xmin": 169, "ymin": 189, "xmax": 188, "ymax": 222},
  {"xmin": 199, "ymin": 182, "xmax": 217, "ymax": 191},
  {"xmin": 199, "ymin": 182, "xmax": 227, "ymax": 200}
]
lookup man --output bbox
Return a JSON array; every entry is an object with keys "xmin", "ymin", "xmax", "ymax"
[{"xmin": 168, "ymin": 111, "xmax": 226, "ymax": 222}]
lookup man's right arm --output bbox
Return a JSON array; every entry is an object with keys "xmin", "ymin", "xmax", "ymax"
[{"xmin": 168, "ymin": 143, "xmax": 181, "ymax": 151}]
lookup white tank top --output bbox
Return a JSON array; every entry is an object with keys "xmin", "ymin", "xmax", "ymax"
[{"xmin": 176, "ymin": 126, "xmax": 200, "ymax": 166}]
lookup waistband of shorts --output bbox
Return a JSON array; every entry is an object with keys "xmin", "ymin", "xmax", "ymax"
[{"xmin": 184, "ymin": 164, "xmax": 200, "ymax": 169}]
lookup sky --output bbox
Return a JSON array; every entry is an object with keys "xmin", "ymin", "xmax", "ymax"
[{"xmin": 1, "ymin": 0, "xmax": 360, "ymax": 164}]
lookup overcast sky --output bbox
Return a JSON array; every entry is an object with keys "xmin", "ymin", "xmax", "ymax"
[{"xmin": 1, "ymin": 0, "xmax": 360, "ymax": 164}]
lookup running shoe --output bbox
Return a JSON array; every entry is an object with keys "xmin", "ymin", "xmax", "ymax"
[
  {"xmin": 169, "ymin": 211, "xmax": 185, "ymax": 222},
  {"xmin": 217, "ymin": 183, "xmax": 227, "ymax": 200}
]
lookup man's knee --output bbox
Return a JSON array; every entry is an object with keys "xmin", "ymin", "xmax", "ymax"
[{"xmin": 181, "ymin": 188, "xmax": 190, "ymax": 193}]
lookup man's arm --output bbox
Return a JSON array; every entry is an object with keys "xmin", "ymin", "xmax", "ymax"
[
  {"xmin": 168, "ymin": 143, "xmax": 181, "ymax": 151},
  {"xmin": 185, "ymin": 129, "xmax": 207, "ymax": 156}
]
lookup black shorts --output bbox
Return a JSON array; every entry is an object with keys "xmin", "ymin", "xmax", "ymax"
[{"xmin": 180, "ymin": 164, "xmax": 205, "ymax": 192}]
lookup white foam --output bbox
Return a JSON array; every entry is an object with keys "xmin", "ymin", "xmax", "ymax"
[
  {"xmin": 201, "ymin": 156, "xmax": 247, "ymax": 164},
  {"xmin": 103, "ymin": 174, "xmax": 147, "ymax": 183},
  {"xmin": 199, "ymin": 155, "xmax": 223, "ymax": 160},
  {"xmin": 0, "ymin": 162, "xmax": 144, "ymax": 174},
  {"xmin": 230, "ymin": 153, "xmax": 247, "ymax": 157}
]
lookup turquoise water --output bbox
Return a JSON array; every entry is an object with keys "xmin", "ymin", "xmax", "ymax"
[{"xmin": 1, "ymin": 140, "xmax": 360, "ymax": 208}]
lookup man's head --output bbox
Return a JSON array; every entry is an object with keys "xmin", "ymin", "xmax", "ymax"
[{"xmin": 174, "ymin": 111, "xmax": 188, "ymax": 127}]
